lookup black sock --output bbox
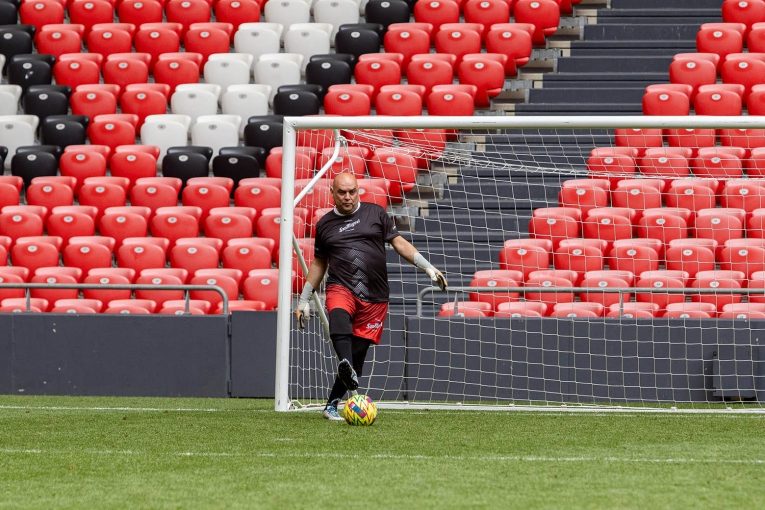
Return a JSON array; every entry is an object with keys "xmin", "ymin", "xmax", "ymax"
[{"xmin": 351, "ymin": 336, "xmax": 372, "ymax": 378}]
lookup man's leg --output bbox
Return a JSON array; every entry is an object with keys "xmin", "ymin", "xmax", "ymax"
[
  {"xmin": 351, "ymin": 336, "xmax": 372, "ymax": 379},
  {"xmin": 325, "ymin": 308, "xmax": 358, "ymax": 409}
]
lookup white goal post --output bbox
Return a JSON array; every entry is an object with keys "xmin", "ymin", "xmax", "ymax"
[{"xmin": 276, "ymin": 115, "xmax": 765, "ymax": 413}]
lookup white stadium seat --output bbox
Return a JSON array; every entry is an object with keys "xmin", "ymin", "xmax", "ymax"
[
  {"xmin": 204, "ymin": 53, "xmax": 254, "ymax": 90},
  {"xmin": 313, "ymin": 0, "xmax": 361, "ymax": 42},
  {"xmin": 284, "ymin": 23, "xmax": 332, "ymax": 70},
  {"xmin": 141, "ymin": 114, "xmax": 191, "ymax": 164},
  {"xmin": 0, "ymin": 85, "xmax": 22, "ymax": 115},
  {"xmin": 263, "ymin": 0, "xmax": 311, "ymax": 35},
  {"xmin": 221, "ymin": 84, "xmax": 271, "ymax": 135},
  {"xmin": 254, "ymin": 54, "xmax": 303, "ymax": 102},
  {"xmin": 0, "ymin": 115, "xmax": 38, "ymax": 169},
  {"xmin": 170, "ymin": 84, "xmax": 221, "ymax": 123},
  {"xmin": 191, "ymin": 115, "xmax": 242, "ymax": 156},
  {"xmin": 234, "ymin": 23, "xmax": 283, "ymax": 70}
]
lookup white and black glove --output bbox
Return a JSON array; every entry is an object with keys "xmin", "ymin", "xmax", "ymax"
[
  {"xmin": 295, "ymin": 282, "xmax": 314, "ymax": 330},
  {"xmin": 414, "ymin": 252, "xmax": 448, "ymax": 291}
]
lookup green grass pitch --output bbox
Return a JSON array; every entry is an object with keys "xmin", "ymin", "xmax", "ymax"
[{"xmin": 1, "ymin": 395, "xmax": 764, "ymax": 509}]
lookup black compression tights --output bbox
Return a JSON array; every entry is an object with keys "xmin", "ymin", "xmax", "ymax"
[{"xmin": 326, "ymin": 309, "xmax": 372, "ymax": 406}]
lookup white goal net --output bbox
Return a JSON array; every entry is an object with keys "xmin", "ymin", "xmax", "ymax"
[{"xmin": 275, "ymin": 116, "xmax": 765, "ymax": 413}]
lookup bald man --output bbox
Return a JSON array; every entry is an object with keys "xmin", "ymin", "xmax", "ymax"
[{"xmin": 296, "ymin": 172, "xmax": 447, "ymax": 420}]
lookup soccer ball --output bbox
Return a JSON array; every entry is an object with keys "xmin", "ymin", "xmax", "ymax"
[{"xmin": 343, "ymin": 394, "xmax": 378, "ymax": 426}]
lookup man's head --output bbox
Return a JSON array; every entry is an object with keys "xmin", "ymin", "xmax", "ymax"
[{"xmin": 331, "ymin": 172, "xmax": 359, "ymax": 215}]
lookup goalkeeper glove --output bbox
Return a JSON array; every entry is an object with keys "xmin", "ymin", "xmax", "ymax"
[
  {"xmin": 414, "ymin": 252, "xmax": 448, "ymax": 291},
  {"xmin": 295, "ymin": 282, "xmax": 314, "ymax": 330}
]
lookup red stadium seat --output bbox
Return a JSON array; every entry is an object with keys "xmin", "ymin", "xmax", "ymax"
[
  {"xmin": 606, "ymin": 302, "xmax": 659, "ymax": 319},
  {"xmin": 78, "ymin": 183, "xmax": 127, "ymax": 218},
  {"xmin": 691, "ymin": 146, "xmax": 744, "ymax": 178},
  {"xmin": 87, "ymin": 26, "xmax": 133, "ymax": 59},
  {"xmin": 528, "ymin": 209, "xmax": 580, "ymax": 248},
  {"xmin": 58, "ymin": 149, "xmax": 109, "ymax": 191},
  {"xmin": 665, "ymin": 128, "xmax": 717, "ymax": 155},
  {"xmin": 579, "ymin": 274, "xmax": 631, "ymax": 308},
  {"xmin": 30, "ymin": 268, "xmax": 81, "ymax": 310},
  {"xmin": 613, "ymin": 128, "xmax": 663, "ymax": 157},
  {"xmin": 323, "ymin": 87, "xmax": 373, "ymax": 116},
  {"xmin": 721, "ymin": 53, "xmax": 765, "ymax": 98},
  {"xmin": 719, "ymin": 238, "xmax": 765, "ymax": 277},
  {"xmin": 153, "ymin": 53, "xmax": 202, "ymax": 93},
  {"xmin": 98, "ymin": 210, "xmax": 148, "ymax": 248},
  {"xmin": 25, "ymin": 181, "xmax": 74, "ymax": 211},
  {"xmin": 214, "ymin": 0, "xmax": 260, "ymax": 32},
  {"xmin": 243, "ymin": 268, "xmax": 280, "ymax": 310},
  {"xmin": 70, "ymin": 86, "xmax": 118, "ymax": 119},
  {"xmin": 46, "ymin": 209, "xmax": 96, "ymax": 244},
  {"xmin": 722, "ymin": 0, "xmax": 765, "ymax": 35},
  {"xmin": 63, "ymin": 236, "xmax": 114, "ymax": 273},
  {"xmin": 68, "ymin": 0, "xmax": 113, "ymax": 34},
  {"xmin": 119, "ymin": 0, "xmax": 164, "ymax": 27},
  {"xmin": 635, "ymin": 273, "xmax": 686, "ymax": 313},
  {"xmin": 558, "ymin": 178, "xmax": 609, "ymax": 214},
  {"xmin": 0, "ymin": 298, "xmax": 48, "ymax": 313},
  {"xmin": 513, "ymin": 0, "xmax": 560, "ymax": 45},
  {"xmin": 149, "ymin": 211, "xmax": 200, "ymax": 246},
  {"xmin": 81, "ymin": 268, "xmax": 134, "ymax": 303},
  {"xmin": 434, "ymin": 25, "xmax": 482, "ymax": 65},
  {"xmin": 384, "ymin": 28, "xmax": 430, "ymax": 70},
  {"xmin": 375, "ymin": 87, "xmax": 423, "ymax": 116},
  {"xmin": 184, "ymin": 27, "xmax": 230, "ymax": 65},
  {"xmin": 523, "ymin": 274, "xmax": 573, "ymax": 313},
  {"xmin": 607, "ymin": 242, "xmax": 659, "ymax": 276},
  {"xmin": 0, "ymin": 210, "xmax": 45, "ymax": 243},
  {"xmin": 190, "ymin": 273, "xmax": 240, "ymax": 311},
  {"xmin": 485, "ymin": 23, "xmax": 534, "ymax": 74},
  {"xmin": 468, "ymin": 269, "xmax": 523, "ymax": 309},
  {"xmin": 498, "ymin": 239, "xmax": 551, "ymax": 278},
  {"xmin": 639, "ymin": 147, "xmax": 692, "ymax": 179},
  {"xmin": 550, "ymin": 302, "xmax": 604, "ymax": 318},
  {"xmin": 117, "ymin": 237, "xmax": 168, "ymax": 273},
  {"xmin": 357, "ymin": 180, "xmax": 390, "ymax": 209},
  {"xmin": 665, "ymin": 238, "xmax": 717, "ymax": 278},
  {"xmin": 665, "ymin": 178, "xmax": 717, "ymax": 213},
  {"xmin": 222, "ymin": 241, "xmax": 272, "ymax": 274},
  {"xmin": 406, "ymin": 57, "xmax": 454, "ymax": 96},
  {"xmin": 669, "ymin": 54, "xmax": 719, "ymax": 97},
  {"xmin": 610, "ymin": 179, "xmax": 663, "ymax": 214},
  {"xmin": 642, "ymin": 84, "xmax": 692, "ymax": 115},
  {"xmin": 696, "ymin": 23, "xmax": 744, "ymax": 62},
  {"xmin": 463, "ymin": 0, "xmax": 511, "ymax": 38},
  {"xmin": 457, "ymin": 56, "xmax": 505, "ymax": 107},
  {"xmin": 413, "ymin": 0, "xmax": 460, "ymax": 33},
  {"xmin": 19, "ymin": 0, "xmax": 66, "ymax": 32},
  {"xmin": 695, "ymin": 207, "xmax": 746, "ymax": 246},
  {"xmin": 181, "ymin": 183, "xmax": 230, "ymax": 220},
  {"xmin": 53, "ymin": 54, "xmax": 102, "ymax": 89},
  {"xmin": 165, "ymin": 0, "xmax": 212, "ymax": 37},
  {"xmin": 35, "ymin": 26, "xmax": 83, "ymax": 58},
  {"xmin": 586, "ymin": 147, "xmax": 638, "ymax": 183},
  {"xmin": 11, "ymin": 238, "xmax": 61, "ymax": 272},
  {"xmin": 354, "ymin": 58, "xmax": 402, "ymax": 100},
  {"xmin": 103, "ymin": 54, "xmax": 151, "ymax": 90},
  {"xmin": 256, "ymin": 209, "xmax": 307, "ymax": 260},
  {"xmin": 134, "ymin": 25, "xmax": 181, "ymax": 68},
  {"xmin": 721, "ymin": 179, "xmax": 765, "ymax": 212},
  {"xmin": 694, "ymin": 83, "xmax": 744, "ymax": 115},
  {"xmin": 169, "ymin": 238, "xmax": 222, "ymax": 273},
  {"xmin": 581, "ymin": 208, "xmax": 635, "ymax": 244},
  {"xmin": 719, "ymin": 302, "xmax": 765, "ymax": 319},
  {"xmin": 691, "ymin": 269, "xmax": 746, "ymax": 311},
  {"xmin": 439, "ymin": 301, "xmax": 492, "ymax": 318},
  {"xmin": 493, "ymin": 301, "xmax": 547, "ymax": 318},
  {"xmin": 719, "ymin": 128, "xmax": 765, "ymax": 155},
  {"xmin": 553, "ymin": 238, "xmax": 606, "ymax": 277},
  {"xmin": 87, "ymin": 115, "xmax": 138, "ymax": 150},
  {"xmin": 317, "ymin": 148, "xmax": 368, "ymax": 180},
  {"xmin": 130, "ymin": 181, "xmax": 179, "ymax": 212},
  {"xmin": 204, "ymin": 210, "xmax": 255, "ymax": 243},
  {"xmin": 367, "ymin": 149, "xmax": 418, "ymax": 201},
  {"xmin": 234, "ymin": 182, "xmax": 281, "ymax": 211},
  {"xmin": 636, "ymin": 208, "xmax": 690, "ymax": 245},
  {"xmin": 104, "ymin": 299, "xmax": 157, "ymax": 314}
]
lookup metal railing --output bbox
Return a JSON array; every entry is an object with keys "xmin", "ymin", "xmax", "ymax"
[
  {"xmin": 416, "ymin": 286, "xmax": 765, "ymax": 317},
  {"xmin": 0, "ymin": 283, "xmax": 230, "ymax": 314}
]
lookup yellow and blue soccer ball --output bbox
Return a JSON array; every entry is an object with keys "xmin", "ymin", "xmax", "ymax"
[{"xmin": 343, "ymin": 394, "xmax": 378, "ymax": 426}]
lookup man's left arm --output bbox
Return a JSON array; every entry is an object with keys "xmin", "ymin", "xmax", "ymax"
[{"xmin": 390, "ymin": 236, "xmax": 448, "ymax": 291}]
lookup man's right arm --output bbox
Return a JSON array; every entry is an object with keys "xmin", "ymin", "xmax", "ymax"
[{"xmin": 295, "ymin": 257, "xmax": 328, "ymax": 329}]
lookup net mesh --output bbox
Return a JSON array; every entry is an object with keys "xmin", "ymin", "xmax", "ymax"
[{"xmin": 284, "ymin": 123, "xmax": 765, "ymax": 411}]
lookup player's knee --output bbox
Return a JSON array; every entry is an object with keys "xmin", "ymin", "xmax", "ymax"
[{"xmin": 328, "ymin": 309, "xmax": 353, "ymax": 337}]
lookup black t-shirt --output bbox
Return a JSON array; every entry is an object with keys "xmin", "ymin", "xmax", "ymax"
[{"xmin": 314, "ymin": 203, "xmax": 400, "ymax": 302}]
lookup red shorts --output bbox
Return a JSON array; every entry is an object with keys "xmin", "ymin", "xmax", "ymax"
[{"xmin": 325, "ymin": 284, "xmax": 388, "ymax": 344}]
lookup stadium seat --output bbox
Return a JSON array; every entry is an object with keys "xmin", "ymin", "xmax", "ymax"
[
  {"xmin": 721, "ymin": 53, "xmax": 765, "ymax": 99},
  {"xmin": 579, "ymin": 273, "xmax": 632, "ymax": 308},
  {"xmin": 406, "ymin": 56, "xmax": 454, "ymax": 96},
  {"xmin": 184, "ymin": 27, "xmax": 230, "ymax": 66},
  {"xmin": 558, "ymin": 179, "xmax": 610, "ymax": 214},
  {"xmin": 413, "ymin": 0, "xmax": 459, "ymax": 33},
  {"xmin": 642, "ymin": 84, "xmax": 692, "ymax": 115},
  {"xmin": 719, "ymin": 302, "xmax": 765, "ymax": 319},
  {"xmin": 528, "ymin": 209, "xmax": 580, "ymax": 247},
  {"xmin": 234, "ymin": 23, "xmax": 282, "ymax": 66},
  {"xmin": 665, "ymin": 178, "xmax": 717, "ymax": 213},
  {"xmin": 63, "ymin": 236, "xmax": 115, "ymax": 274},
  {"xmin": 610, "ymin": 179, "xmax": 663, "ymax": 214},
  {"xmin": 582, "ymin": 208, "xmax": 635, "ymax": 244},
  {"xmin": 153, "ymin": 54, "xmax": 202, "ymax": 94},
  {"xmin": 523, "ymin": 274, "xmax": 573, "ymax": 313},
  {"xmin": 606, "ymin": 302, "xmax": 660, "ymax": 319},
  {"xmin": 468, "ymin": 269, "xmax": 523, "ymax": 310},
  {"xmin": 104, "ymin": 299, "xmax": 157, "ymax": 314},
  {"xmin": 116, "ymin": 237, "xmax": 169, "ymax": 273},
  {"xmin": 719, "ymin": 238, "xmax": 765, "ymax": 277},
  {"xmin": 693, "ymin": 84, "xmax": 744, "ymax": 116},
  {"xmin": 607, "ymin": 242, "xmax": 660, "ymax": 276},
  {"xmin": 694, "ymin": 208, "xmax": 746, "ymax": 247},
  {"xmin": 670, "ymin": 54, "xmax": 718, "ymax": 97},
  {"xmin": 498, "ymin": 239, "xmax": 552, "ymax": 278},
  {"xmin": 719, "ymin": 128, "xmax": 765, "ymax": 154},
  {"xmin": 691, "ymin": 269, "xmax": 746, "ymax": 311},
  {"xmin": 635, "ymin": 272, "xmax": 686, "ymax": 313},
  {"xmin": 35, "ymin": 27, "xmax": 83, "ymax": 59},
  {"xmin": 690, "ymin": 146, "xmax": 744, "ymax": 178},
  {"xmin": 553, "ymin": 238, "xmax": 606, "ymax": 278},
  {"xmin": 513, "ymin": 0, "xmax": 560, "ymax": 45},
  {"xmin": 0, "ymin": 298, "xmax": 48, "ymax": 313},
  {"xmin": 457, "ymin": 56, "xmax": 505, "ymax": 107},
  {"xmin": 434, "ymin": 25, "xmax": 482, "ymax": 65},
  {"xmin": 50, "ymin": 298, "xmax": 103, "ymax": 314},
  {"xmin": 384, "ymin": 28, "xmax": 430, "ymax": 70},
  {"xmin": 493, "ymin": 301, "xmax": 546, "ymax": 318},
  {"xmin": 550, "ymin": 302, "xmax": 604, "ymax": 318},
  {"xmin": 19, "ymin": 0, "xmax": 65, "ymax": 32},
  {"xmin": 11, "ymin": 237, "xmax": 61, "ymax": 272},
  {"xmin": 696, "ymin": 23, "xmax": 744, "ymax": 62},
  {"xmin": 722, "ymin": 0, "xmax": 765, "ymax": 35},
  {"xmin": 438, "ymin": 301, "xmax": 491, "ymax": 318},
  {"xmin": 662, "ymin": 239, "xmax": 715, "ymax": 280},
  {"xmin": 586, "ymin": 147, "xmax": 637, "ymax": 182},
  {"xmin": 243, "ymin": 268, "xmax": 280, "ymax": 310},
  {"xmin": 636, "ymin": 208, "xmax": 690, "ymax": 245}
]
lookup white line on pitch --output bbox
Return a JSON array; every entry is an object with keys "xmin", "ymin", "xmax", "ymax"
[
  {"xmin": 0, "ymin": 405, "xmax": 270, "ymax": 413},
  {"xmin": 0, "ymin": 448, "xmax": 762, "ymax": 465}
]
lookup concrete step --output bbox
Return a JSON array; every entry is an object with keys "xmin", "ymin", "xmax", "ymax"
[
  {"xmin": 611, "ymin": 0, "xmax": 722, "ymax": 8},
  {"xmin": 557, "ymin": 55, "xmax": 671, "ymax": 73},
  {"xmin": 539, "ymin": 80, "xmax": 656, "ymax": 89},
  {"xmin": 595, "ymin": 10, "xmax": 721, "ymax": 25},
  {"xmin": 528, "ymin": 87, "xmax": 645, "ymax": 104},
  {"xmin": 584, "ymin": 23, "xmax": 701, "ymax": 40},
  {"xmin": 507, "ymin": 103, "xmax": 643, "ymax": 114},
  {"xmin": 541, "ymin": 72, "xmax": 667, "ymax": 82},
  {"xmin": 562, "ymin": 40, "xmax": 697, "ymax": 50}
]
